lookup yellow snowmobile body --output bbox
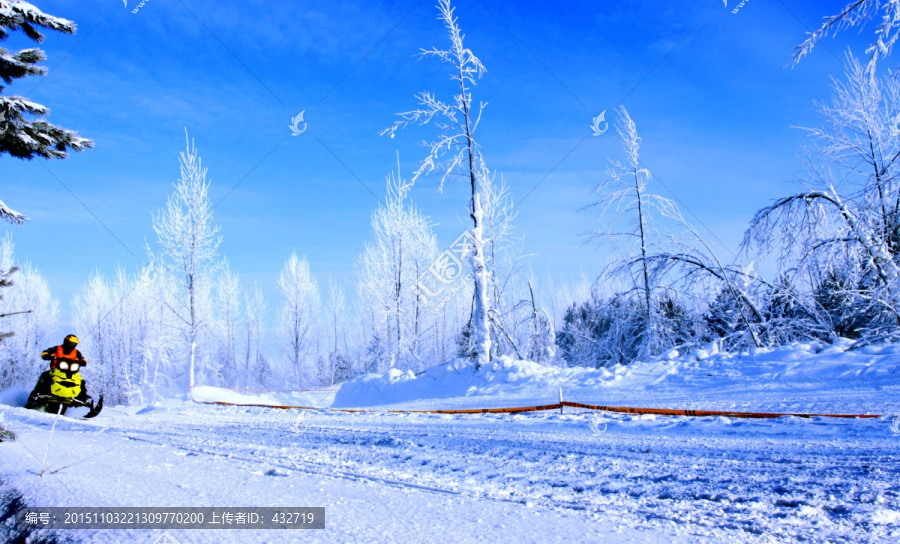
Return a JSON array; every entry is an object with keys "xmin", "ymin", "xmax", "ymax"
[
  {"xmin": 48, "ymin": 368, "xmax": 83, "ymax": 399},
  {"xmin": 26, "ymin": 368, "xmax": 103, "ymax": 418}
]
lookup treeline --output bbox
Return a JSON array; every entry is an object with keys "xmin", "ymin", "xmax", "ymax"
[
  {"xmin": 559, "ymin": 54, "xmax": 900, "ymax": 367},
  {"xmin": 0, "ymin": 138, "xmax": 554, "ymax": 403},
  {"xmin": 3, "ymin": 1, "xmax": 900, "ymax": 403}
]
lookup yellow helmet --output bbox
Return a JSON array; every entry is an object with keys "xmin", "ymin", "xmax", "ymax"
[{"xmin": 64, "ymin": 334, "xmax": 78, "ymax": 345}]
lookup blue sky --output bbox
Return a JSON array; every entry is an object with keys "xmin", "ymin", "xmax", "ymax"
[{"xmin": 0, "ymin": 0, "xmax": 874, "ymax": 326}]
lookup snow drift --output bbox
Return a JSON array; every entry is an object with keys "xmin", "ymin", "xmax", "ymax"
[{"xmin": 190, "ymin": 340, "xmax": 900, "ymax": 415}]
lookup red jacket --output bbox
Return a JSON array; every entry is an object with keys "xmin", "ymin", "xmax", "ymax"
[{"xmin": 41, "ymin": 345, "xmax": 87, "ymax": 367}]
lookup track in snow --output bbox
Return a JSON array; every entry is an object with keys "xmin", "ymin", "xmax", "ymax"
[{"xmin": 7, "ymin": 401, "xmax": 894, "ymax": 543}]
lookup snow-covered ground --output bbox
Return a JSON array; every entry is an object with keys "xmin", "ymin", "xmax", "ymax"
[{"xmin": 2, "ymin": 342, "xmax": 899, "ymax": 543}]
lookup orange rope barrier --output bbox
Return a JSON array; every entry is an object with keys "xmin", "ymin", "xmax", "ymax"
[
  {"xmin": 392, "ymin": 403, "xmax": 564, "ymax": 415},
  {"xmin": 559, "ymin": 401, "xmax": 881, "ymax": 419},
  {"xmin": 191, "ymin": 397, "xmax": 881, "ymax": 419}
]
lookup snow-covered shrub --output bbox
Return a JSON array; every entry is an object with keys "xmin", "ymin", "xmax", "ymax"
[{"xmin": 556, "ymin": 294, "xmax": 644, "ymax": 368}]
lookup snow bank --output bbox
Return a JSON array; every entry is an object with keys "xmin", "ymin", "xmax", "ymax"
[
  {"xmin": 189, "ymin": 386, "xmax": 285, "ymax": 407},
  {"xmin": 332, "ymin": 357, "xmax": 580, "ymax": 408},
  {"xmin": 187, "ymin": 341, "xmax": 900, "ymax": 414},
  {"xmin": 330, "ymin": 341, "xmax": 900, "ymax": 413},
  {"xmin": 187, "ymin": 386, "xmax": 339, "ymax": 410}
]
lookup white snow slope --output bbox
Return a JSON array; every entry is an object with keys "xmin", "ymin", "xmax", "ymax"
[{"xmin": 1, "ymin": 340, "xmax": 899, "ymax": 543}]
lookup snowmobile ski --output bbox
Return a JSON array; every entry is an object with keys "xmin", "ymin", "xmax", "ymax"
[
  {"xmin": 26, "ymin": 394, "xmax": 103, "ymax": 419},
  {"xmin": 83, "ymin": 396, "xmax": 103, "ymax": 419}
]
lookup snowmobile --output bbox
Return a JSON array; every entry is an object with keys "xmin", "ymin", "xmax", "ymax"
[{"xmin": 25, "ymin": 360, "xmax": 103, "ymax": 419}]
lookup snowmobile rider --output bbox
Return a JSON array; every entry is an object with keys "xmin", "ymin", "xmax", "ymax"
[
  {"xmin": 41, "ymin": 334, "xmax": 87, "ymax": 371},
  {"xmin": 34, "ymin": 334, "xmax": 89, "ymax": 402}
]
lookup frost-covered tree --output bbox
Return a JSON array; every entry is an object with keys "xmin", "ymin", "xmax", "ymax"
[
  {"xmin": 0, "ymin": 1, "xmax": 93, "ymax": 223},
  {"xmin": 325, "ymin": 278, "xmax": 346, "ymax": 356},
  {"xmin": 556, "ymin": 292, "xmax": 644, "ymax": 368},
  {"xmin": 584, "ymin": 107, "xmax": 757, "ymax": 356},
  {"xmin": 138, "ymin": 264, "xmax": 184, "ymax": 402},
  {"xmin": 0, "ymin": 199, "xmax": 24, "ymax": 225},
  {"xmin": 214, "ymin": 262, "xmax": 241, "ymax": 387},
  {"xmin": 0, "ymin": 235, "xmax": 57, "ymax": 389},
  {"xmin": 357, "ymin": 171, "xmax": 438, "ymax": 373},
  {"xmin": 585, "ymin": 106, "xmax": 687, "ymax": 357},
  {"xmin": 586, "ymin": 106, "xmax": 660, "ymax": 353},
  {"xmin": 0, "ymin": 264, "xmax": 18, "ymax": 342},
  {"xmin": 150, "ymin": 131, "xmax": 221, "ymax": 390},
  {"xmin": 69, "ymin": 262, "xmax": 186, "ymax": 405},
  {"xmin": 361, "ymin": 334, "xmax": 388, "ymax": 374},
  {"xmin": 72, "ymin": 271, "xmax": 136, "ymax": 405},
  {"xmin": 480, "ymin": 171, "xmax": 527, "ymax": 358},
  {"xmin": 277, "ymin": 252, "xmax": 319, "ymax": 386},
  {"xmin": 792, "ymin": 0, "xmax": 900, "ymax": 71},
  {"xmin": 763, "ymin": 276, "xmax": 823, "ymax": 343},
  {"xmin": 742, "ymin": 56, "xmax": 900, "ymax": 343},
  {"xmin": 381, "ymin": 0, "xmax": 493, "ymax": 368},
  {"xmin": 318, "ymin": 278, "xmax": 353, "ymax": 385},
  {"xmin": 243, "ymin": 283, "xmax": 267, "ymax": 387},
  {"xmin": 523, "ymin": 280, "xmax": 555, "ymax": 364}
]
